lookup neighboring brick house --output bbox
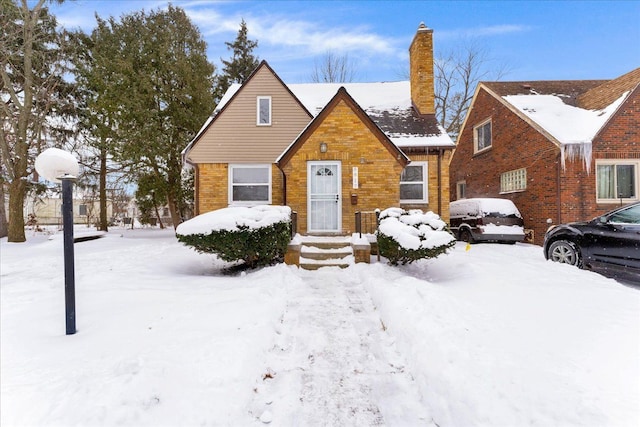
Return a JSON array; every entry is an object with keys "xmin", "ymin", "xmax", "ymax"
[
  {"xmin": 183, "ymin": 24, "xmax": 455, "ymax": 235},
  {"xmin": 450, "ymin": 68, "xmax": 640, "ymax": 245}
]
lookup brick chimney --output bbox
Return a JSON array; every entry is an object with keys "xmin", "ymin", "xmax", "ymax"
[{"xmin": 409, "ymin": 23, "xmax": 435, "ymax": 116}]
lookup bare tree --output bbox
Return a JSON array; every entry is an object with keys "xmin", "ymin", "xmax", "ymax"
[
  {"xmin": 1, "ymin": 0, "xmax": 73, "ymax": 242},
  {"xmin": 435, "ymin": 40, "xmax": 510, "ymax": 138},
  {"xmin": 310, "ymin": 51, "xmax": 358, "ymax": 83},
  {"xmin": 0, "ymin": 175, "xmax": 7, "ymax": 238}
]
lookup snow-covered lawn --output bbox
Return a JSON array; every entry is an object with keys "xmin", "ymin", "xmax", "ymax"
[{"xmin": 1, "ymin": 228, "xmax": 638, "ymax": 426}]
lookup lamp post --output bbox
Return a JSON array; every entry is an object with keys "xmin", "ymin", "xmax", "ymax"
[
  {"xmin": 60, "ymin": 174, "xmax": 76, "ymax": 335},
  {"xmin": 35, "ymin": 148, "xmax": 79, "ymax": 335}
]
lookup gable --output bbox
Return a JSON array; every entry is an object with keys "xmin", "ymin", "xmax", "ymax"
[
  {"xmin": 593, "ymin": 84, "xmax": 640, "ymax": 145},
  {"xmin": 185, "ymin": 62, "xmax": 313, "ymax": 164},
  {"xmin": 277, "ymin": 87, "xmax": 409, "ymax": 168}
]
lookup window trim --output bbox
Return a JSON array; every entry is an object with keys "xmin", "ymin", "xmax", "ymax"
[
  {"xmin": 256, "ymin": 96, "xmax": 272, "ymax": 126},
  {"xmin": 500, "ymin": 168, "xmax": 527, "ymax": 194},
  {"xmin": 595, "ymin": 159, "xmax": 639, "ymax": 203},
  {"xmin": 473, "ymin": 118, "xmax": 492, "ymax": 154},
  {"xmin": 400, "ymin": 161, "xmax": 428, "ymax": 204},
  {"xmin": 228, "ymin": 164, "xmax": 272, "ymax": 206}
]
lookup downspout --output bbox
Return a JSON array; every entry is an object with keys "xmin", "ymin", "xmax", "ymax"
[
  {"xmin": 276, "ymin": 163, "xmax": 287, "ymax": 205},
  {"xmin": 437, "ymin": 149, "xmax": 442, "ymax": 216}
]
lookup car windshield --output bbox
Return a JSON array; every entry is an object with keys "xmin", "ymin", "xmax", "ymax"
[{"xmin": 607, "ymin": 204, "xmax": 640, "ymax": 224}]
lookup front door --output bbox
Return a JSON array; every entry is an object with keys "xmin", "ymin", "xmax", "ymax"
[{"xmin": 308, "ymin": 161, "xmax": 341, "ymax": 232}]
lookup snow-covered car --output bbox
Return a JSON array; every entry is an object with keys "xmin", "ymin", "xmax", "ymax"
[
  {"xmin": 449, "ymin": 198, "xmax": 525, "ymax": 244},
  {"xmin": 543, "ymin": 202, "xmax": 640, "ymax": 282}
]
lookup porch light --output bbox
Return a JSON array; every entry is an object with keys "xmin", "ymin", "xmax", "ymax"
[{"xmin": 319, "ymin": 142, "xmax": 328, "ymax": 153}]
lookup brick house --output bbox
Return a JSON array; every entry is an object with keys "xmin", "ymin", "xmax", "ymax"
[
  {"xmin": 450, "ymin": 68, "xmax": 640, "ymax": 244},
  {"xmin": 183, "ymin": 24, "xmax": 454, "ymax": 235}
]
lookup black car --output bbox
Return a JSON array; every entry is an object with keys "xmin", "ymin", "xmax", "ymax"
[{"xmin": 543, "ymin": 202, "xmax": 640, "ymax": 282}]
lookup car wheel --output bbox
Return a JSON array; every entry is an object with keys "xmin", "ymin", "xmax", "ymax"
[
  {"xmin": 548, "ymin": 240, "xmax": 582, "ymax": 267},
  {"xmin": 459, "ymin": 229, "xmax": 474, "ymax": 243}
]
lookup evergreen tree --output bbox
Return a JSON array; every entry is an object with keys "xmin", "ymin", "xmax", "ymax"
[
  {"xmin": 214, "ymin": 19, "xmax": 259, "ymax": 102},
  {"xmin": 73, "ymin": 5, "xmax": 215, "ymax": 229},
  {"xmin": 1, "ymin": 0, "xmax": 75, "ymax": 242},
  {"xmin": 70, "ymin": 20, "xmax": 127, "ymax": 231}
]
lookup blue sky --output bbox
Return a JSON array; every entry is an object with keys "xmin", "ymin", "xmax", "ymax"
[{"xmin": 49, "ymin": 0, "xmax": 640, "ymax": 84}]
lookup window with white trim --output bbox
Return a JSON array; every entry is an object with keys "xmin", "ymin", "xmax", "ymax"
[
  {"xmin": 596, "ymin": 160, "xmax": 638, "ymax": 202},
  {"xmin": 400, "ymin": 162, "xmax": 428, "ymax": 203},
  {"xmin": 257, "ymin": 96, "xmax": 271, "ymax": 126},
  {"xmin": 229, "ymin": 164, "xmax": 271, "ymax": 205},
  {"xmin": 79, "ymin": 204, "xmax": 87, "ymax": 216},
  {"xmin": 474, "ymin": 119, "xmax": 492, "ymax": 153},
  {"xmin": 500, "ymin": 168, "xmax": 527, "ymax": 193}
]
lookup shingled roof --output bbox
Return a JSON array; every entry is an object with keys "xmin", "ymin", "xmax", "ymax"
[
  {"xmin": 578, "ymin": 67, "xmax": 640, "ymax": 110},
  {"xmin": 215, "ymin": 81, "xmax": 455, "ymax": 149},
  {"xmin": 482, "ymin": 80, "xmax": 606, "ymax": 107},
  {"xmin": 474, "ymin": 67, "xmax": 639, "ymax": 171}
]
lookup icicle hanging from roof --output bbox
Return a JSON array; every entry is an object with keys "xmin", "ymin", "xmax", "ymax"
[{"xmin": 560, "ymin": 142, "xmax": 592, "ymax": 174}]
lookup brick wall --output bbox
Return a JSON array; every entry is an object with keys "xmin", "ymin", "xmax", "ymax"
[
  {"xmin": 281, "ymin": 99, "xmax": 405, "ymax": 234},
  {"xmin": 553, "ymin": 89, "xmax": 640, "ymax": 222},
  {"xmin": 409, "ymin": 25, "xmax": 435, "ymax": 115},
  {"xmin": 450, "ymin": 89, "xmax": 561, "ymax": 244},
  {"xmin": 450, "ymin": 86, "xmax": 640, "ymax": 245}
]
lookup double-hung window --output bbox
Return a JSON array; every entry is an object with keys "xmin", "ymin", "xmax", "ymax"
[
  {"xmin": 257, "ymin": 96, "xmax": 271, "ymax": 126},
  {"xmin": 400, "ymin": 162, "xmax": 428, "ymax": 203},
  {"xmin": 596, "ymin": 160, "xmax": 638, "ymax": 202},
  {"xmin": 474, "ymin": 119, "xmax": 492, "ymax": 153},
  {"xmin": 229, "ymin": 164, "xmax": 271, "ymax": 205}
]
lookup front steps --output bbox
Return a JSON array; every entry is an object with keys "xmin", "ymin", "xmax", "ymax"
[{"xmin": 299, "ymin": 236, "xmax": 354, "ymax": 270}]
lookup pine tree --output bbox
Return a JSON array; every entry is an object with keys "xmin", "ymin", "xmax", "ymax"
[
  {"xmin": 72, "ymin": 5, "xmax": 215, "ymax": 229},
  {"xmin": 214, "ymin": 19, "xmax": 259, "ymax": 102}
]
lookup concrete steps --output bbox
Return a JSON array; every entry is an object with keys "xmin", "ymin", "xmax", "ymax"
[{"xmin": 299, "ymin": 236, "xmax": 354, "ymax": 270}]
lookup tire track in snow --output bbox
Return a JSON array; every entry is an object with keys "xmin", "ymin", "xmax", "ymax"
[{"xmin": 250, "ymin": 267, "xmax": 433, "ymax": 426}]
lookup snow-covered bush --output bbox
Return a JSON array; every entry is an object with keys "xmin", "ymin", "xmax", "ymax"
[
  {"xmin": 176, "ymin": 206, "xmax": 292, "ymax": 269},
  {"xmin": 376, "ymin": 208, "xmax": 456, "ymax": 265}
]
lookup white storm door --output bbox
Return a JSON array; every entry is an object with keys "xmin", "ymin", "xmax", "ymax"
[{"xmin": 308, "ymin": 161, "xmax": 341, "ymax": 232}]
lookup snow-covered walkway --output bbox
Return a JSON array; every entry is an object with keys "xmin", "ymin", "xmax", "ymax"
[
  {"xmin": 250, "ymin": 268, "xmax": 433, "ymax": 425},
  {"xmin": 2, "ymin": 229, "xmax": 638, "ymax": 426}
]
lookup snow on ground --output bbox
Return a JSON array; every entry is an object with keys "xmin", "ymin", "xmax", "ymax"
[{"xmin": 1, "ymin": 228, "xmax": 639, "ymax": 426}]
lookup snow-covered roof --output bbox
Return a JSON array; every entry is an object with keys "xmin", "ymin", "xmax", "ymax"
[
  {"xmin": 503, "ymin": 91, "xmax": 629, "ymax": 145},
  {"xmin": 214, "ymin": 81, "xmax": 455, "ymax": 149}
]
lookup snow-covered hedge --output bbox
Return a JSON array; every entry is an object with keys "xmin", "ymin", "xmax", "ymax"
[
  {"xmin": 176, "ymin": 206, "xmax": 292, "ymax": 269},
  {"xmin": 376, "ymin": 208, "xmax": 456, "ymax": 265}
]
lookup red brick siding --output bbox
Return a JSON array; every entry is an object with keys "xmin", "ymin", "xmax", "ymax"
[{"xmin": 450, "ymin": 86, "xmax": 640, "ymax": 245}]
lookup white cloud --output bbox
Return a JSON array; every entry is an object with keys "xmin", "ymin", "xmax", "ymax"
[
  {"xmin": 438, "ymin": 24, "xmax": 532, "ymax": 39},
  {"xmin": 183, "ymin": 5, "xmax": 401, "ymax": 58}
]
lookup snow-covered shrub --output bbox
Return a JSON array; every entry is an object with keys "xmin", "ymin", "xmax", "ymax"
[
  {"xmin": 376, "ymin": 208, "xmax": 456, "ymax": 265},
  {"xmin": 176, "ymin": 206, "xmax": 292, "ymax": 269}
]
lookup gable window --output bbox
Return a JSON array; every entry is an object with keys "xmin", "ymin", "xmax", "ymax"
[
  {"xmin": 257, "ymin": 96, "xmax": 271, "ymax": 126},
  {"xmin": 474, "ymin": 119, "xmax": 492, "ymax": 153},
  {"xmin": 596, "ymin": 160, "xmax": 638, "ymax": 202},
  {"xmin": 400, "ymin": 162, "xmax": 428, "ymax": 203},
  {"xmin": 500, "ymin": 168, "xmax": 527, "ymax": 193},
  {"xmin": 229, "ymin": 164, "xmax": 272, "ymax": 205}
]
